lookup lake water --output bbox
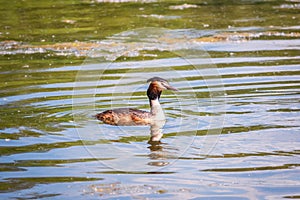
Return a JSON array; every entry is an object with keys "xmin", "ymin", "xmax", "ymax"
[{"xmin": 0, "ymin": 0, "xmax": 300, "ymax": 199}]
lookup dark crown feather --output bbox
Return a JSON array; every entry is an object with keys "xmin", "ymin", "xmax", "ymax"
[{"xmin": 147, "ymin": 77, "xmax": 168, "ymax": 83}]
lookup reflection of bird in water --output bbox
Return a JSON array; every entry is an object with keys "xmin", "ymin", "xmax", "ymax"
[
  {"xmin": 148, "ymin": 119, "xmax": 166, "ymax": 142},
  {"xmin": 96, "ymin": 77, "xmax": 177, "ymax": 127}
]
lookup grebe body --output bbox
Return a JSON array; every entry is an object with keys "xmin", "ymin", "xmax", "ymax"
[{"xmin": 96, "ymin": 77, "xmax": 177, "ymax": 126}]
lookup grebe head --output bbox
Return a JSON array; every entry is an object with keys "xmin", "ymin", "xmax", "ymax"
[
  {"xmin": 147, "ymin": 77, "xmax": 178, "ymax": 91},
  {"xmin": 147, "ymin": 77, "xmax": 177, "ymax": 100}
]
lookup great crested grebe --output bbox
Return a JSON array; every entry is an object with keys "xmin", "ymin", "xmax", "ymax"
[{"xmin": 96, "ymin": 77, "xmax": 177, "ymax": 126}]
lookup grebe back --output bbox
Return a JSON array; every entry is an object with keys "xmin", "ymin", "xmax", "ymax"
[{"xmin": 96, "ymin": 77, "xmax": 177, "ymax": 126}]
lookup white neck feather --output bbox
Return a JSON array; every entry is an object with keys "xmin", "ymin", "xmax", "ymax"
[{"xmin": 150, "ymin": 99, "xmax": 165, "ymax": 121}]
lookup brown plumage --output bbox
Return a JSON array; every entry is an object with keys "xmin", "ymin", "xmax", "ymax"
[
  {"xmin": 96, "ymin": 77, "xmax": 177, "ymax": 126},
  {"xmin": 96, "ymin": 108, "xmax": 151, "ymax": 126}
]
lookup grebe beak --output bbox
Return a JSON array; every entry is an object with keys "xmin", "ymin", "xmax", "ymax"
[
  {"xmin": 165, "ymin": 84, "xmax": 178, "ymax": 91},
  {"xmin": 160, "ymin": 80, "xmax": 178, "ymax": 91}
]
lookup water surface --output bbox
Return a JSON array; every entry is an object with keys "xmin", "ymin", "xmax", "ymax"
[{"xmin": 0, "ymin": 0, "xmax": 300, "ymax": 199}]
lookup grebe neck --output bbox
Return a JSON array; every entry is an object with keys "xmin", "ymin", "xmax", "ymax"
[
  {"xmin": 147, "ymin": 85, "xmax": 165, "ymax": 119},
  {"xmin": 150, "ymin": 98, "xmax": 164, "ymax": 116}
]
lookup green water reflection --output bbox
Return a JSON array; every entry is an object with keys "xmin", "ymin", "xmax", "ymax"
[{"xmin": 0, "ymin": 0, "xmax": 300, "ymax": 199}]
